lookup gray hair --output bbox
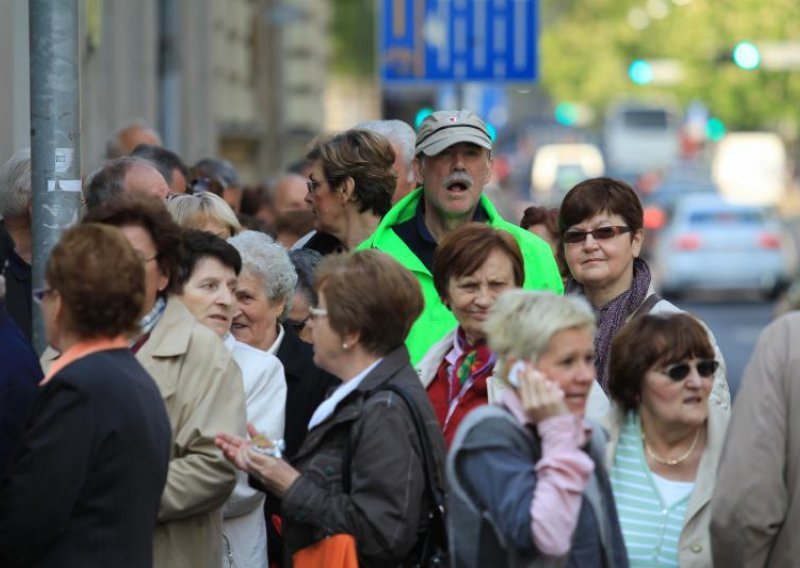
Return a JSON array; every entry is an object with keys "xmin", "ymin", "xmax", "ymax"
[
  {"xmin": 228, "ymin": 230, "xmax": 297, "ymax": 317},
  {"xmin": 105, "ymin": 120, "xmax": 162, "ymax": 160},
  {"xmin": 0, "ymin": 148, "xmax": 32, "ymax": 219},
  {"xmin": 289, "ymin": 248, "xmax": 322, "ymax": 306},
  {"xmin": 356, "ymin": 119, "xmax": 416, "ymax": 184},
  {"xmin": 485, "ymin": 290, "xmax": 596, "ymax": 375}
]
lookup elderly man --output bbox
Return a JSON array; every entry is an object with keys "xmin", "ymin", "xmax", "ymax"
[
  {"xmin": 359, "ymin": 109, "xmax": 563, "ymax": 363},
  {"xmin": 271, "ymin": 173, "xmax": 310, "ymax": 217},
  {"xmin": 132, "ymin": 144, "xmax": 191, "ymax": 194},
  {"xmin": 357, "ymin": 119, "xmax": 417, "ymax": 203},
  {"xmin": 84, "ymin": 156, "xmax": 170, "ymax": 212},
  {"xmin": 0, "ymin": 149, "xmax": 33, "ymax": 340},
  {"xmin": 105, "ymin": 120, "xmax": 162, "ymax": 159}
]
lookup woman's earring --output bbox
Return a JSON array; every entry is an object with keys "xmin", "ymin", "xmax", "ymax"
[{"xmin": 342, "ymin": 343, "xmax": 348, "ymax": 350}]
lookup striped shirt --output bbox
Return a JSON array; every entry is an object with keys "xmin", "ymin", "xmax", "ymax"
[{"xmin": 610, "ymin": 413, "xmax": 692, "ymax": 567}]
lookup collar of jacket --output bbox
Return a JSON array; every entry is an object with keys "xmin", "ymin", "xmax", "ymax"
[
  {"xmin": 139, "ymin": 296, "xmax": 198, "ymax": 358},
  {"xmin": 357, "ymin": 188, "xmax": 503, "ymax": 276},
  {"xmin": 290, "ymin": 346, "xmax": 412, "ymax": 462}
]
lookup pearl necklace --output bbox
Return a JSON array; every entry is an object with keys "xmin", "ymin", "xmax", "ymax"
[{"xmin": 642, "ymin": 428, "xmax": 701, "ymax": 466}]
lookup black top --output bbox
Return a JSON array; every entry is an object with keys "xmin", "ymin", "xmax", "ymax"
[
  {"xmin": 301, "ymin": 231, "xmax": 345, "ymax": 256},
  {"xmin": 392, "ymin": 197, "xmax": 488, "ymax": 272},
  {"xmin": 0, "ymin": 349, "xmax": 171, "ymax": 568},
  {"xmin": 275, "ymin": 324, "xmax": 340, "ymax": 459}
]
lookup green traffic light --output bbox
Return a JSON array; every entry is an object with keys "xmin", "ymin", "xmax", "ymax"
[
  {"xmin": 414, "ymin": 107, "xmax": 434, "ymax": 129},
  {"xmin": 706, "ymin": 118, "xmax": 726, "ymax": 141},
  {"xmin": 555, "ymin": 102, "xmax": 579, "ymax": 126},
  {"xmin": 733, "ymin": 42, "xmax": 761, "ymax": 70},
  {"xmin": 629, "ymin": 60, "xmax": 653, "ymax": 85}
]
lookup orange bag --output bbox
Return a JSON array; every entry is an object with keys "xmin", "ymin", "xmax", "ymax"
[{"xmin": 292, "ymin": 534, "xmax": 359, "ymax": 568}]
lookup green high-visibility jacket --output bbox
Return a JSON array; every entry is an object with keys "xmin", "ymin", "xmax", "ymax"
[{"xmin": 357, "ymin": 188, "xmax": 564, "ymax": 365}]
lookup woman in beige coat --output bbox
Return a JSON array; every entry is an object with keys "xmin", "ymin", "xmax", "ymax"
[
  {"xmin": 605, "ymin": 313, "xmax": 729, "ymax": 568},
  {"xmin": 84, "ymin": 194, "xmax": 247, "ymax": 568}
]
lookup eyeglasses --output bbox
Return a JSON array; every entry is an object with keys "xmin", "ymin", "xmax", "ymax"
[
  {"xmin": 563, "ymin": 225, "xmax": 632, "ymax": 245},
  {"xmin": 306, "ymin": 179, "xmax": 329, "ymax": 194},
  {"xmin": 657, "ymin": 359, "xmax": 719, "ymax": 381},
  {"xmin": 309, "ymin": 307, "xmax": 328, "ymax": 320},
  {"xmin": 32, "ymin": 287, "xmax": 54, "ymax": 304}
]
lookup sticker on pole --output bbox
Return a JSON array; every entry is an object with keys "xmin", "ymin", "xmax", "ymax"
[
  {"xmin": 54, "ymin": 148, "xmax": 75, "ymax": 174},
  {"xmin": 47, "ymin": 179, "xmax": 82, "ymax": 192}
]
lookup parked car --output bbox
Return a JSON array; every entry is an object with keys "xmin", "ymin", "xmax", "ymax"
[{"xmin": 652, "ymin": 193, "xmax": 797, "ymax": 300}]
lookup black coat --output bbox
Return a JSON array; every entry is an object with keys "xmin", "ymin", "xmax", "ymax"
[
  {"xmin": 0, "ymin": 349, "xmax": 171, "ymax": 567},
  {"xmin": 275, "ymin": 324, "xmax": 340, "ymax": 459}
]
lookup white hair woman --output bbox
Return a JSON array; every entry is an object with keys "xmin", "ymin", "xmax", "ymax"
[
  {"xmin": 167, "ymin": 191, "xmax": 242, "ymax": 238},
  {"xmin": 447, "ymin": 290, "xmax": 628, "ymax": 567}
]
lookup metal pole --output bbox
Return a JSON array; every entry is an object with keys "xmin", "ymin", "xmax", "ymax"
[{"xmin": 29, "ymin": 0, "xmax": 82, "ymax": 354}]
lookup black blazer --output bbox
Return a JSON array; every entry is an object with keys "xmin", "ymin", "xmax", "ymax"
[
  {"xmin": 0, "ymin": 348, "xmax": 171, "ymax": 568},
  {"xmin": 275, "ymin": 324, "xmax": 340, "ymax": 459}
]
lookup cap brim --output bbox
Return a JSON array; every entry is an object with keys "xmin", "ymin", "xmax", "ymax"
[{"xmin": 416, "ymin": 130, "xmax": 492, "ymax": 157}]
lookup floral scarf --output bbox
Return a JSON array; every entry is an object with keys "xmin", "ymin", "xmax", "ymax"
[{"xmin": 566, "ymin": 258, "xmax": 652, "ymax": 392}]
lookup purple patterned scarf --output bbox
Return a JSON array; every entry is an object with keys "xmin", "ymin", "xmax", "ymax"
[{"xmin": 566, "ymin": 258, "xmax": 652, "ymax": 392}]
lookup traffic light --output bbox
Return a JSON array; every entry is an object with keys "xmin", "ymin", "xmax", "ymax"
[
  {"xmin": 706, "ymin": 118, "xmax": 726, "ymax": 141},
  {"xmin": 554, "ymin": 102, "xmax": 579, "ymax": 126},
  {"xmin": 732, "ymin": 41, "xmax": 761, "ymax": 70},
  {"xmin": 414, "ymin": 107, "xmax": 434, "ymax": 129},
  {"xmin": 628, "ymin": 60, "xmax": 654, "ymax": 85}
]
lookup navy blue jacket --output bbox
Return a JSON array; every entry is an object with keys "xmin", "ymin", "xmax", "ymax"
[
  {"xmin": 0, "ymin": 302, "xmax": 41, "ymax": 478},
  {"xmin": 0, "ymin": 348, "xmax": 171, "ymax": 567}
]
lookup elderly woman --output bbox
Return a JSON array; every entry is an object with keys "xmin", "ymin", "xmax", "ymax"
[
  {"xmin": 0, "ymin": 224, "xmax": 171, "ymax": 566},
  {"xmin": 447, "ymin": 290, "xmax": 628, "ymax": 567},
  {"xmin": 559, "ymin": 177, "xmax": 730, "ymax": 412},
  {"xmin": 607, "ymin": 313, "xmax": 728, "ymax": 567},
  {"xmin": 228, "ymin": 230, "xmax": 337, "ymax": 459},
  {"xmin": 83, "ymin": 195, "xmax": 246, "ymax": 568},
  {"xmin": 299, "ymin": 128, "xmax": 396, "ymax": 253},
  {"xmin": 416, "ymin": 222, "xmax": 524, "ymax": 446},
  {"xmin": 167, "ymin": 191, "xmax": 242, "ymax": 238},
  {"xmin": 171, "ymin": 229, "xmax": 286, "ymax": 568},
  {"xmin": 216, "ymin": 250, "xmax": 447, "ymax": 566}
]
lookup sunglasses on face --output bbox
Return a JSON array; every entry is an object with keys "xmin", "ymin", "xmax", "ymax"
[
  {"xmin": 563, "ymin": 225, "xmax": 632, "ymax": 244},
  {"xmin": 657, "ymin": 359, "xmax": 719, "ymax": 381}
]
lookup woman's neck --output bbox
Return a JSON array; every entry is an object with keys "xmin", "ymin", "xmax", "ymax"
[
  {"xmin": 337, "ymin": 349, "xmax": 381, "ymax": 383},
  {"xmin": 336, "ymin": 208, "xmax": 381, "ymax": 251},
  {"xmin": 584, "ymin": 268, "xmax": 635, "ymax": 307}
]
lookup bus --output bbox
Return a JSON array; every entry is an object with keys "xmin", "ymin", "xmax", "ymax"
[{"xmin": 603, "ymin": 100, "xmax": 681, "ymax": 175}]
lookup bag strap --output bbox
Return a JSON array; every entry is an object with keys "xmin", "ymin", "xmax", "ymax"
[
  {"xmin": 631, "ymin": 293, "xmax": 662, "ymax": 320},
  {"xmin": 372, "ymin": 384, "xmax": 446, "ymax": 517}
]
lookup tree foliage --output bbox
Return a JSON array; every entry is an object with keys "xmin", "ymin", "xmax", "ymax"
[{"xmin": 540, "ymin": 0, "xmax": 800, "ymax": 130}]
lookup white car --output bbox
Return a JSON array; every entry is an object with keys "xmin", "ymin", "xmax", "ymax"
[{"xmin": 652, "ymin": 193, "xmax": 797, "ymax": 300}]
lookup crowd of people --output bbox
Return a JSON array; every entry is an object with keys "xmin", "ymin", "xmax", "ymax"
[{"xmin": 0, "ymin": 109, "xmax": 798, "ymax": 567}]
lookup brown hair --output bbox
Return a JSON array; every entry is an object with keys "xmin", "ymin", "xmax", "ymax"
[
  {"xmin": 314, "ymin": 250, "xmax": 423, "ymax": 356},
  {"xmin": 306, "ymin": 129, "xmax": 397, "ymax": 217},
  {"xmin": 520, "ymin": 205, "xmax": 558, "ymax": 233},
  {"xmin": 433, "ymin": 222, "xmax": 524, "ymax": 301},
  {"xmin": 558, "ymin": 177, "xmax": 643, "ymax": 235},
  {"xmin": 609, "ymin": 313, "xmax": 715, "ymax": 412},
  {"xmin": 83, "ymin": 193, "xmax": 183, "ymax": 287},
  {"xmin": 46, "ymin": 223, "xmax": 144, "ymax": 338}
]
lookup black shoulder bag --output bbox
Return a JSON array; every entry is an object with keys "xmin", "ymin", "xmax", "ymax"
[{"xmin": 372, "ymin": 384, "xmax": 448, "ymax": 568}]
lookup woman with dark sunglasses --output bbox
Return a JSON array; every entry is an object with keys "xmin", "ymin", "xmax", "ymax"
[
  {"xmin": 558, "ymin": 177, "xmax": 730, "ymax": 420},
  {"xmin": 604, "ymin": 312, "xmax": 729, "ymax": 568}
]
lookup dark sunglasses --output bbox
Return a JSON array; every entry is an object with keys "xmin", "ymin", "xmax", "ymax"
[
  {"xmin": 286, "ymin": 316, "xmax": 311, "ymax": 333},
  {"xmin": 564, "ymin": 225, "xmax": 632, "ymax": 244},
  {"xmin": 658, "ymin": 359, "xmax": 719, "ymax": 381}
]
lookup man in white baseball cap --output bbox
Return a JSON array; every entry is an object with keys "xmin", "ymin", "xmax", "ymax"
[{"xmin": 358, "ymin": 109, "xmax": 563, "ymax": 364}]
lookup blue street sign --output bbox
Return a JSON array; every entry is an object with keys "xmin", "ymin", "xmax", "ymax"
[{"xmin": 379, "ymin": 0, "xmax": 538, "ymax": 84}]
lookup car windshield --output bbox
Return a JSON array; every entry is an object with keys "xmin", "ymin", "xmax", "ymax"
[{"xmin": 688, "ymin": 209, "xmax": 765, "ymax": 226}]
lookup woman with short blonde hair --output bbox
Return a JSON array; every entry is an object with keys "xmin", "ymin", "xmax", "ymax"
[
  {"xmin": 168, "ymin": 192, "xmax": 242, "ymax": 238},
  {"xmin": 447, "ymin": 290, "xmax": 628, "ymax": 567}
]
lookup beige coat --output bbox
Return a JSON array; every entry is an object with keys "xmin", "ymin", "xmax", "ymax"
[
  {"xmin": 138, "ymin": 298, "xmax": 247, "ymax": 568},
  {"xmin": 605, "ymin": 402, "xmax": 729, "ymax": 568},
  {"xmin": 711, "ymin": 312, "xmax": 800, "ymax": 567}
]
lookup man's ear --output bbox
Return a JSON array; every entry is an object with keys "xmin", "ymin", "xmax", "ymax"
[{"xmin": 412, "ymin": 156, "xmax": 424, "ymax": 185}]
